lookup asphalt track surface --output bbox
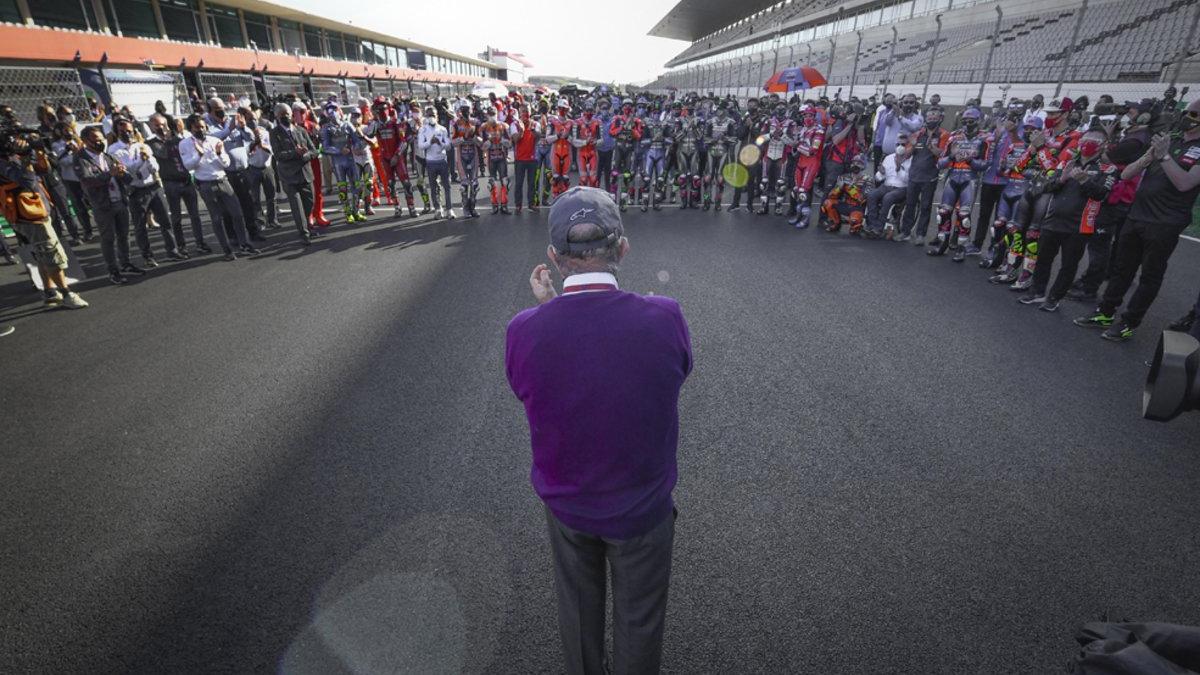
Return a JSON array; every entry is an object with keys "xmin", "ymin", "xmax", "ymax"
[{"xmin": 2, "ymin": 192, "xmax": 1199, "ymax": 674}]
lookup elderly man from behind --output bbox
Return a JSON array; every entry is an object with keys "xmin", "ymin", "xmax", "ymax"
[{"xmin": 506, "ymin": 186, "xmax": 693, "ymax": 674}]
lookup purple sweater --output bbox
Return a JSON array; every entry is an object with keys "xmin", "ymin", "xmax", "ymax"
[{"xmin": 505, "ymin": 289, "xmax": 693, "ymax": 539}]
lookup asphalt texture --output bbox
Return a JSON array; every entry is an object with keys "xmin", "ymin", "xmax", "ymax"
[{"xmin": 2, "ymin": 193, "xmax": 1200, "ymax": 675}]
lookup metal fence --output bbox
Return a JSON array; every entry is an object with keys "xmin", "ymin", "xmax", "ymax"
[
  {"xmin": 308, "ymin": 76, "xmax": 344, "ymax": 103},
  {"xmin": 197, "ymin": 72, "xmax": 256, "ymax": 104},
  {"xmin": 0, "ymin": 66, "xmax": 90, "ymax": 125},
  {"xmin": 262, "ymin": 74, "xmax": 305, "ymax": 99}
]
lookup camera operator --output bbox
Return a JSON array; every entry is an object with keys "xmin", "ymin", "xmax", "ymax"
[
  {"xmin": 0, "ymin": 133, "xmax": 87, "ymax": 308},
  {"xmin": 32, "ymin": 105, "xmax": 82, "ymax": 246},
  {"xmin": 74, "ymin": 125, "xmax": 143, "ymax": 284},
  {"xmin": 109, "ymin": 117, "xmax": 182, "ymax": 265}
]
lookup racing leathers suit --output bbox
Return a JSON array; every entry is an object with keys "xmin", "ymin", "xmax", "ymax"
[
  {"xmin": 572, "ymin": 114, "xmax": 602, "ymax": 187},
  {"xmin": 758, "ymin": 115, "xmax": 795, "ymax": 214},
  {"xmin": 703, "ymin": 114, "xmax": 737, "ymax": 210},
  {"xmin": 451, "ymin": 117, "xmax": 482, "ymax": 217},
  {"xmin": 481, "ymin": 119, "xmax": 511, "ymax": 212},
  {"xmin": 674, "ymin": 115, "xmax": 703, "ymax": 208},
  {"xmin": 931, "ymin": 129, "xmax": 988, "ymax": 251}
]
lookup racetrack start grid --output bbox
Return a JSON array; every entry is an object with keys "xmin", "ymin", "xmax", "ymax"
[{"xmin": 2, "ymin": 199, "xmax": 1199, "ymax": 673}]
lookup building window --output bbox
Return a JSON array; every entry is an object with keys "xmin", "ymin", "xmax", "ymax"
[
  {"xmin": 107, "ymin": 0, "xmax": 158, "ymax": 37},
  {"xmin": 303, "ymin": 25, "xmax": 323, "ymax": 57},
  {"xmin": 359, "ymin": 40, "xmax": 378, "ymax": 64},
  {"xmin": 328, "ymin": 32, "xmax": 345, "ymax": 60},
  {"xmin": 30, "ymin": 0, "xmax": 99, "ymax": 31},
  {"xmin": 0, "ymin": 0, "xmax": 23, "ymax": 23},
  {"xmin": 386, "ymin": 45, "xmax": 400, "ymax": 67},
  {"xmin": 243, "ymin": 11, "xmax": 272, "ymax": 50},
  {"xmin": 207, "ymin": 4, "xmax": 244, "ymax": 47},
  {"xmin": 371, "ymin": 42, "xmax": 388, "ymax": 66},
  {"xmin": 160, "ymin": 0, "xmax": 202, "ymax": 42},
  {"xmin": 277, "ymin": 18, "xmax": 302, "ymax": 54}
]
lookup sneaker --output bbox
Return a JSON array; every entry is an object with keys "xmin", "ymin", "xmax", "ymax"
[
  {"xmin": 912, "ymin": 235, "xmax": 925, "ymax": 246},
  {"xmin": 166, "ymin": 251, "xmax": 188, "ymax": 262},
  {"xmin": 44, "ymin": 289, "xmax": 63, "ymax": 306},
  {"xmin": 951, "ymin": 247, "xmax": 966, "ymax": 262},
  {"xmin": 2, "ymin": 252, "xmax": 15, "ymax": 265},
  {"xmin": 895, "ymin": 233, "xmax": 911, "ymax": 242},
  {"xmin": 962, "ymin": 244, "xmax": 982, "ymax": 257},
  {"xmin": 989, "ymin": 269, "xmax": 1018, "ymax": 285},
  {"xmin": 1101, "ymin": 321, "xmax": 1135, "ymax": 342},
  {"xmin": 1167, "ymin": 310, "xmax": 1196, "ymax": 332},
  {"xmin": 727, "ymin": 204, "xmax": 742, "ymax": 212},
  {"xmin": 69, "ymin": 237, "xmax": 82, "ymax": 246},
  {"xmin": 60, "ymin": 291, "xmax": 88, "ymax": 309},
  {"xmin": 196, "ymin": 243, "xmax": 213, "ymax": 254},
  {"xmin": 1073, "ymin": 311, "xmax": 1114, "ymax": 328},
  {"xmin": 142, "ymin": 256, "xmax": 159, "ymax": 269},
  {"xmin": 108, "ymin": 271, "xmax": 127, "ymax": 285},
  {"xmin": 1039, "ymin": 299, "xmax": 1060, "ymax": 313},
  {"xmin": 223, "ymin": 249, "xmax": 238, "ymax": 261},
  {"xmin": 240, "ymin": 245, "xmax": 261, "ymax": 255},
  {"xmin": 266, "ymin": 222, "xmax": 283, "ymax": 230},
  {"xmin": 120, "ymin": 263, "xmax": 146, "ymax": 276},
  {"xmin": 1018, "ymin": 292, "xmax": 1046, "ymax": 305},
  {"xmin": 446, "ymin": 208, "xmax": 457, "ymax": 219},
  {"xmin": 1010, "ymin": 274, "xmax": 1033, "ymax": 291},
  {"xmin": 1065, "ymin": 287, "xmax": 1097, "ymax": 302}
]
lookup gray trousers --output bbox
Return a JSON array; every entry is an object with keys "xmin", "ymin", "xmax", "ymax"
[
  {"xmin": 93, "ymin": 204, "xmax": 132, "ymax": 273},
  {"xmin": 196, "ymin": 178, "xmax": 249, "ymax": 252},
  {"xmin": 163, "ymin": 179, "xmax": 205, "ymax": 248},
  {"xmin": 129, "ymin": 185, "xmax": 177, "ymax": 257},
  {"xmin": 281, "ymin": 181, "xmax": 314, "ymax": 242},
  {"xmin": 248, "ymin": 165, "xmax": 279, "ymax": 227},
  {"xmin": 545, "ymin": 507, "xmax": 675, "ymax": 675}
]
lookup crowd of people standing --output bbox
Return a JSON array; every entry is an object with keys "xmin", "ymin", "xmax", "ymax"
[{"xmin": 1, "ymin": 83, "xmax": 1198, "ymax": 344}]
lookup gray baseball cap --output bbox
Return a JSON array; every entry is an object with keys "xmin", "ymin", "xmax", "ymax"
[{"xmin": 548, "ymin": 186, "xmax": 623, "ymax": 255}]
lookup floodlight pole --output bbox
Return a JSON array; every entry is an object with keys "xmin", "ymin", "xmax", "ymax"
[
  {"xmin": 979, "ymin": 6, "xmax": 1003, "ymax": 102},
  {"xmin": 882, "ymin": 26, "xmax": 898, "ymax": 97},
  {"xmin": 921, "ymin": 14, "xmax": 943, "ymax": 102},
  {"xmin": 849, "ymin": 30, "xmax": 864, "ymax": 98}
]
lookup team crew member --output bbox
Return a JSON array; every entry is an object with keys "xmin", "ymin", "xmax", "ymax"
[
  {"xmin": 147, "ymin": 114, "xmax": 207, "ymax": 254},
  {"xmin": 419, "ymin": 107, "xmax": 454, "ymax": 219},
  {"xmin": 73, "ymin": 125, "xmax": 145, "ymax": 283},
  {"xmin": 512, "ymin": 105, "xmax": 539, "ymax": 213},
  {"xmin": 864, "ymin": 134, "xmax": 911, "ymax": 238},
  {"xmin": 179, "ymin": 114, "xmax": 258, "ymax": 260},
  {"xmin": 269, "ymin": 102, "xmax": 321, "ymax": 246},
  {"xmin": 1018, "ymin": 129, "xmax": 1116, "ymax": 311},
  {"xmin": 899, "ymin": 107, "xmax": 951, "ymax": 243},
  {"xmin": 1076, "ymin": 99, "xmax": 1200, "ymax": 341},
  {"xmin": 506, "ymin": 186, "xmax": 692, "ymax": 674}
]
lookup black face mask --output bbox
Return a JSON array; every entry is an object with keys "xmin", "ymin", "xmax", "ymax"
[
  {"xmin": 278, "ymin": 115, "xmax": 291, "ymax": 127},
  {"xmin": 118, "ymin": 131, "xmax": 132, "ymax": 143},
  {"xmin": 925, "ymin": 119, "xmax": 940, "ymax": 129},
  {"xmin": 192, "ymin": 129, "xmax": 206, "ymax": 140},
  {"xmin": 1176, "ymin": 113, "xmax": 1200, "ymax": 133}
]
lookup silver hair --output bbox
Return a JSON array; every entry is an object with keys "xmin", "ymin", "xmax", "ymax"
[{"xmin": 556, "ymin": 222, "xmax": 623, "ymax": 275}]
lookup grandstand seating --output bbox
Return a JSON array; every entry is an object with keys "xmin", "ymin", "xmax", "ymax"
[{"xmin": 650, "ymin": 0, "xmax": 1199, "ymax": 92}]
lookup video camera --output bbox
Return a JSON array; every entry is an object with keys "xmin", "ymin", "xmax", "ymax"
[
  {"xmin": 0, "ymin": 119, "xmax": 43, "ymax": 156},
  {"xmin": 1143, "ymin": 331, "xmax": 1200, "ymax": 421}
]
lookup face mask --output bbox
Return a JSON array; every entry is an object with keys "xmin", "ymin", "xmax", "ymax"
[
  {"xmin": 1176, "ymin": 112, "xmax": 1200, "ymax": 132},
  {"xmin": 89, "ymin": 140, "xmax": 105, "ymax": 153},
  {"xmin": 278, "ymin": 115, "xmax": 291, "ymax": 127},
  {"xmin": 118, "ymin": 131, "xmax": 131, "ymax": 143},
  {"xmin": 1079, "ymin": 140, "xmax": 1102, "ymax": 157},
  {"xmin": 926, "ymin": 119, "xmax": 940, "ymax": 129},
  {"xmin": 964, "ymin": 121, "xmax": 978, "ymax": 133},
  {"xmin": 192, "ymin": 129, "xmax": 206, "ymax": 140}
]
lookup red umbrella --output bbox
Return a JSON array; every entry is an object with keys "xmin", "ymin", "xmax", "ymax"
[{"xmin": 763, "ymin": 66, "xmax": 827, "ymax": 93}]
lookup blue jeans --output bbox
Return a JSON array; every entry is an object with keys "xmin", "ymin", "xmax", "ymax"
[{"xmin": 426, "ymin": 159, "xmax": 452, "ymax": 209}]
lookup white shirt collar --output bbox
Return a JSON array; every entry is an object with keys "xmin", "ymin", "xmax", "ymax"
[{"xmin": 562, "ymin": 272, "xmax": 619, "ymax": 293}]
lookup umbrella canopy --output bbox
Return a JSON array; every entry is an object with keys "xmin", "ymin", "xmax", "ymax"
[{"xmin": 763, "ymin": 66, "xmax": 827, "ymax": 94}]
